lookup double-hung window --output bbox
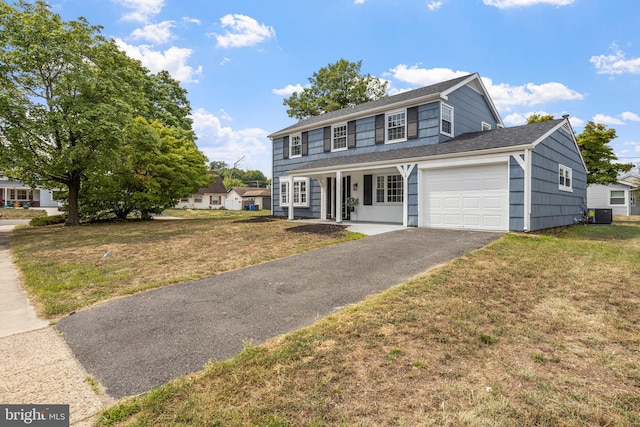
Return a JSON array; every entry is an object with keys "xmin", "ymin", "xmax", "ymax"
[
  {"xmin": 441, "ymin": 103, "xmax": 454, "ymax": 137},
  {"xmin": 558, "ymin": 164, "xmax": 572, "ymax": 192},
  {"xmin": 610, "ymin": 190, "xmax": 625, "ymax": 205},
  {"xmin": 375, "ymin": 174, "xmax": 403, "ymax": 204},
  {"xmin": 332, "ymin": 124, "xmax": 347, "ymax": 151},
  {"xmin": 280, "ymin": 177, "xmax": 309, "ymax": 207},
  {"xmin": 386, "ymin": 110, "xmax": 406, "ymax": 143},
  {"xmin": 290, "ymin": 134, "xmax": 302, "ymax": 158}
]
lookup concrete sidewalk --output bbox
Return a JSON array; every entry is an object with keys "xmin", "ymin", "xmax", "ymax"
[{"xmin": 0, "ymin": 223, "xmax": 109, "ymax": 426}]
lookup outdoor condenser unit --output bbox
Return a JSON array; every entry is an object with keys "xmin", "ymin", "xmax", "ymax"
[{"xmin": 588, "ymin": 208, "xmax": 613, "ymax": 224}]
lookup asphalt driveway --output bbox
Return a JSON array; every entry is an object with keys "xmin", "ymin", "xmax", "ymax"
[{"xmin": 57, "ymin": 227, "xmax": 501, "ymax": 398}]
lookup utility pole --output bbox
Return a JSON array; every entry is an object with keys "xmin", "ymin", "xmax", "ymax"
[{"xmin": 228, "ymin": 155, "xmax": 245, "ymax": 181}]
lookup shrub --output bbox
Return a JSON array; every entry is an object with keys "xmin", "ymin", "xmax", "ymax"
[{"xmin": 30, "ymin": 214, "xmax": 67, "ymax": 227}]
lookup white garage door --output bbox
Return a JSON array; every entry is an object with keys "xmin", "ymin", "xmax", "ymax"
[{"xmin": 421, "ymin": 163, "xmax": 509, "ymax": 231}]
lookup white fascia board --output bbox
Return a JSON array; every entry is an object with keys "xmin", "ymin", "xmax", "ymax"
[
  {"xmin": 532, "ymin": 118, "xmax": 588, "ymax": 173},
  {"xmin": 286, "ymin": 145, "xmax": 530, "ymax": 176},
  {"xmin": 441, "ymin": 73, "xmax": 504, "ymax": 128},
  {"xmin": 418, "ymin": 153, "xmax": 512, "ymax": 170}
]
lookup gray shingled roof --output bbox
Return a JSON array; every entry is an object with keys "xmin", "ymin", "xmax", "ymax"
[
  {"xmin": 269, "ymin": 74, "xmax": 475, "ymax": 138},
  {"xmin": 290, "ymin": 119, "xmax": 564, "ymax": 173}
]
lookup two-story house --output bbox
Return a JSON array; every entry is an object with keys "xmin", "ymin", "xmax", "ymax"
[{"xmin": 269, "ymin": 73, "xmax": 587, "ymax": 232}]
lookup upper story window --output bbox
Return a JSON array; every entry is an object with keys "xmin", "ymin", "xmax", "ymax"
[
  {"xmin": 441, "ymin": 103, "xmax": 454, "ymax": 137},
  {"xmin": 332, "ymin": 124, "xmax": 347, "ymax": 151},
  {"xmin": 558, "ymin": 164, "xmax": 572, "ymax": 192},
  {"xmin": 290, "ymin": 134, "xmax": 302, "ymax": 158},
  {"xmin": 482, "ymin": 122, "xmax": 492, "ymax": 131},
  {"xmin": 386, "ymin": 110, "xmax": 406, "ymax": 143},
  {"xmin": 610, "ymin": 190, "xmax": 625, "ymax": 205}
]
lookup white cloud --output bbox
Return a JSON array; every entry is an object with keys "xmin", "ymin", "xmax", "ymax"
[
  {"xmin": 427, "ymin": 1, "xmax": 443, "ymax": 11},
  {"xmin": 593, "ymin": 114, "xmax": 625, "ymax": 125},
  {"xmin": 272, "ymin": 84, "xmax": 305, "ymax": 96},
  {"xmin": 183, "ymin": 17, "xmax": 201, "ymax": 25},
  {"xmin": 621, "ymin": 111, "xmax": 640, "ymax": 122},
  {"xmin": 590, "ymin": 45, "xmax": 640, "ymax": 75},
  {"xmin": 389, "ymin": 65, "xmax": 584, "ymax": 111},
  {"xmin": 482, "ymin": 78, "xmax": 584, "ymax": 110},
  {"xmin": 354, "ymin": 0, "xmax": 366, "ymax": 4},
  {"xmin": 389, "ymin": 64, "xmax": 469, "ymax": 87},
  {"xmin": 569, "ymin": 116, "xmax": 585, "ymax": 128},
  {"xmin": 131, "ymin": 21, "xmax": 175, "ymax": 44},
  {"xmin": 483, "ymin": 0, "xmax": 574, "ymax": 8},
  {"xmin": 116, "ymin": 39, "xmax": 203, "ymax": 83},
  {"xmin": 211, "ymin": 14, "xmax": 276, "ymax": 48},
  {"xmin": 114, "ymin": 0, "xmax": 165, "ymax": 23},
  {"xmin": 190, "ymin": 108, "xmax": 271, "ymax": 175}
]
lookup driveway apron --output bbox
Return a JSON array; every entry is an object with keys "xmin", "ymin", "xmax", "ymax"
[{"xmin": 57, "ymin": 228, "xmax": 501, "ymax": 398}]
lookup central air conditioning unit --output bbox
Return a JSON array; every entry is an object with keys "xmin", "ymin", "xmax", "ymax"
[{"xmin": 588, "ymin": 208, "xmax": 613, "ymax": 224}]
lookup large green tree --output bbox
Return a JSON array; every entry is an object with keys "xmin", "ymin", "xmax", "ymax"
[
  {"xmin": 0, "ymin": 1, "xmax": 209, "ymax": 224},
  {"xmin": 283, "ymin": 59, "xmax": 388, "ymax": 121},
  {"xmin": 577, "ymin": 121, "xmax": 633, "ymax": 185}
]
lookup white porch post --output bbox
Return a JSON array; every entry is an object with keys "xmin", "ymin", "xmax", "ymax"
[
  {"xmin": 287, "ymin": 176, "xmax": 295, "ymax": 221},
  {"xmin": 318, "ymin": 178, "xmax": 327, "ymax": 220},
  {"xmin": 397, "ymin": 164, "xmax": 416, "ymax": 227},
  {"xmin": 336, "ymin": 170, "xmax": 343, "ymax": 223}
]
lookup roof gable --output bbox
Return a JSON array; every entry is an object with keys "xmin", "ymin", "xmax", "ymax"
[
  {"xmin": 269, "ymin": 73, "xmax": 500, "ymax": 139},
  {"xmin": 194, "ymin": 172, "xmax": 226, "ymax": 194}
]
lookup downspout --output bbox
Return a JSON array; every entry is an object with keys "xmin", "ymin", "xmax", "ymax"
[
  {"xmin": 318, "ymin": 178, "xmax": 327, "ymax": 220},
  {"xmin": 524, "ymin": 148, "xmax": 532, "ymax": 232}
]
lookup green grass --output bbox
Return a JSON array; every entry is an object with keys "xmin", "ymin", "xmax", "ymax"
[
  {"xmin": 95, "ymin": 220, "xmax": 640, "ymax": 426},
  {"xmin": 9, "ymin": 210, "xmax": 361, "ymax": 318}
]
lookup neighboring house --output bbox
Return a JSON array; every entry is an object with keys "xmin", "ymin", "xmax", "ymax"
[
  {"xmin": 587, "ymin": 170, "xmax": 640, "ymax": 216},
  {"xmin": 225, "ymin": 187, "xmax": 272, "ymax": 211},
  {"xmin": 268, "ymin": 73, "xmax": 588, "ymax": 232},
  {"xmin": 0, "ymin": 178, "xmax": 58, "ymax": 208},
  {"xmin": 176, "ymin": 172, "xmax": 227, "ymax": 209}
]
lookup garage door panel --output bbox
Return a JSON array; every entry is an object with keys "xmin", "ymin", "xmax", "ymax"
[{"xmin": 421, "ymin": 163, "xmax": 508, "ymax": 231}]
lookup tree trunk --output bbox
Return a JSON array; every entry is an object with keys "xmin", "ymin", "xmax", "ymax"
[{"xmin": 66, "ymin": 174, "xmax": 81, "ymax": 226}]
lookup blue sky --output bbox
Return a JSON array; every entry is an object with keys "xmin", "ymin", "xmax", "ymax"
[{"xmin": 49, "ymin": 0, "xmax": 640, "ymax": 178}]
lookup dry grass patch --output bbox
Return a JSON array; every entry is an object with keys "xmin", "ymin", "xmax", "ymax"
[
  {"xmin": 0, "ymin": 208, "xmax": 47, "ymax": 220},
  {"xmin": 10, "ymin": 212, "xmax": 361, "ymax": 318},
  {"xmin": 98, "ymin": 223, "xmax": 640, "ymax": 426}
]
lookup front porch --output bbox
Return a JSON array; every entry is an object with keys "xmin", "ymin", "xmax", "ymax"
[{"xmin": 290, "ymin": 218, "xmax": 405, "ymax": 236}]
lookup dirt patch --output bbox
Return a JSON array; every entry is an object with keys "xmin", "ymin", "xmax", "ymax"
[
  {"xmin": 233, "ymin": 216, "xmax": 275, "ymax": 224},
  {"xmin": 285, "ymin": 223, "xmax": 348, "ymax": 236}
]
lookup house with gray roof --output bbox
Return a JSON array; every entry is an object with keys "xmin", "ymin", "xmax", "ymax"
[{"xmin": 268, "ymin": 73, "xmax": 587, "ymax": 231}]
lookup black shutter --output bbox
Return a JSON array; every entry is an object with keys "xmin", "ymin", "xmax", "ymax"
[
  {"xmin": 363, "ymin": 174, "xmax": 373, "ymax": 205},
  {"xmin": 407, "ymin": 106, "xmax": 418, "ymax": 139},
  {"xmin": 323, "ymin": 126, "xmax": 331, "ymax": 152},
  {"xmin": 375, "ymin": 114, "xmax": 385, "ymax": 144},
  {"xmin": 301, "ymin": 132, "xmax": 308, "ymax": 156},
  {"xmin": 347, "ymin": 120, "xmax": 356, "ymax": 149},
  {"xmin": 283, "ymin": 136, "xmax": 289, "ymax": 159}
]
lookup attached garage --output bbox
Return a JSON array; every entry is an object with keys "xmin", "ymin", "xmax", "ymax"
[{"xmin": 420, "ymin": 162, "xmax": 509, "ymax": 231}]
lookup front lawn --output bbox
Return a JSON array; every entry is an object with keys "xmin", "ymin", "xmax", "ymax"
[
  {"xmin": 10, "ymin": 211, "xmax": 361, "ymax": 318},
  {"xmin": 97, "ymin": 221, "xmax": 640, "ymax": 426}
]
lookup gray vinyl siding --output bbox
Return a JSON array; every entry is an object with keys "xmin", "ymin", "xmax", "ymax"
[
  {"xmin": 441, "ymin": 84, "xmax": 499, "ymax": 142},
  {"xmin": 529, "ymin": 127, "xmax": 587, "ymax": 231},
  {"xmin": 509, "ymin": 155, "xmax": 525, "ymax": 231}
]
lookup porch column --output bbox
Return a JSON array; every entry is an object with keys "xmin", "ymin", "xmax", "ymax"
[
  {"xmin": 288, "ymin": 176, "xmax": 295, "ymax": 221},
  {"xmin": 318, "ymin": 178, "xmax": 327, "ymax": 220},
  {"xmin": 397, "ymin": 164, "xmax": 416, "ymax": 227},
  {"xmin": 335, "ymin": 170, "xmax": 342, "ymax": 223}
]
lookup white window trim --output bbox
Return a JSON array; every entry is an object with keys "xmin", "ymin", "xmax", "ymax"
[
  {"xmin": 609, "ymin": 190, "xmax": 626, "ymax": 206},
  {"xmin": 441, "ymin": 103, "xmax": 454, "ymax": 137},
  {"xmin": 290, "ymin": 134, "xmax": 302, "ymax": 158},
  {"xmin": 385, "ymin": 109, "xmax": 407, "ymax": 144},
  {"xmin": 279, "ymin": 177, "xmax": 310, "ymax": 208},
  {"xmin": 482, "ymin": 122, "xmax": 491, "ymax": 131},
  {"xmin": 373, "ymin": 174, "xmax": 403, "ymax": 205},
  {"xmin": 558, "ymin": 164, "xmax": 573, "ymax": 192},
  {"xmin": 332, "ymin": 123, "xmax": 348, "ymax": 152}
]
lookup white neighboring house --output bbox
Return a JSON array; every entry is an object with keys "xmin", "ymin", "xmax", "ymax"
[
  {"xmin": 587, "ymin": 170, "xmax": 640, "ymax": 216},
  {"xmin": 0, "ymin": 177, "xmax": 59, "ymax": 208},
  {"xmin": 175, "ymin": 172, "xmax": 227, "ymax": 210},
  {"xmin": 224, "ymin": 187, "xmax": 272, "ymax": 211}
]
